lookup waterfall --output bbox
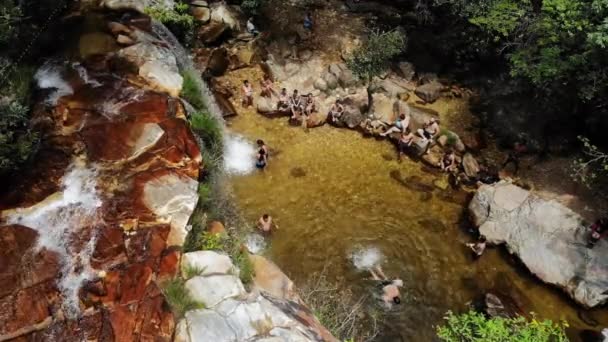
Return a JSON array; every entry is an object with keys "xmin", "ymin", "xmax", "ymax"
[
  {"xmin": 72, "ymin": 62, "xmax": 101, "ymax": 88},
  {"xmin": 151, "ymin": 21, "xmax": 225, "ymax": 123},
  {"xmin": 34, "ymin": 62, "xmax": 74, "ymax": 105},
  {"xmin": 223, "ymin": 134, "xmax": 256, "ymax": 175},
  {"xmin": 3, "ymin": 160, "xmax": 102, "ymax": 318}
]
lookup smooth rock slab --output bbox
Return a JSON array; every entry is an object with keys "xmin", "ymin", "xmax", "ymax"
[
  {"xmin": 186, "ymin": 274, "xmax": 245, "ymax": 308},
  {"xmin": 469, "ymin": 182, "xmax": 608, "ymax": 307},
  {"xmin": 142, "ymin": 173, "xmax": 198, "ymax": 246},
  {"xmin": 139, "ymin": 60, "xmax": 183, "ymax": 97},
  {"xmin": 130, "ymin": 123, "xmax": 164, "ymax": 159},
  {"xmin": 181, "ymin": 251, "xmax": 235, "ymax": 277}
]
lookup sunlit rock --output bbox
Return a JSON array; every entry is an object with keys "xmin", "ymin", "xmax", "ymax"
[{"xmin": 470, "ymin": 182, "xmax": 608, "ymax": 308}]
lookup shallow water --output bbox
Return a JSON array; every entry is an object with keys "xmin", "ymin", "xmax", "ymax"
[{"xmin": 226, "ymin": 99, "xmax": 607, "ymax": 341}]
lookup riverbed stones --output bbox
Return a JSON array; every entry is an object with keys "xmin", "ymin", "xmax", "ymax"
[
  {"xmin": 415, "ymin": 81, "xmax": 444, "ymax": 103},
  {"xmin": 469, "ymin": 182, "xmax": 608, "ymax": 308}
]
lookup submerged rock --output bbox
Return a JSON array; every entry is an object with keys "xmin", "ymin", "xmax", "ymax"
[
  {"xmin": 290, "ymin": 167, "xmax": 307, "ymax": 178},
  {"xmin": 469, "ymin": 182, "xmax": 608, "ymax": 308}
]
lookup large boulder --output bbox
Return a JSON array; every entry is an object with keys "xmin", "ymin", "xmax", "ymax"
[
  {"xmin": 198, "ymin": 21, "xmax": 229, "ymax": 45},
  {"xmin": 396, "ymin": 61, "xmax": 415, "ymax": 81},
  {"xmin": 469, "ymin": 182, "xmax": 608, "ymax": 308},
  {"xmin": 415, "ymin": 81, "xmax": 444, "ymax": 103},
  {"xmin": 209, "ymin": 2, "xmax": 240, "ymax": 31},
  {"xmin": 191, "ymin": 1, "xmax": 211, "ymax": 23}
]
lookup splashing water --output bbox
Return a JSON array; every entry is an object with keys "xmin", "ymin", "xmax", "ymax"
[
  {"xmin": 4, "ymin": 160, "xmax": 102, "ymax": 317},
  {"xmin": 224, "ymin": 134, "xmax": 256, "ymax": 175},
  {"xmin": 34, "ymin": 63, "xmax": 73, "ymax": 105},
  {"xmin": 72, "ymin": 62, "xmax": 101, "ymax": 87},
  {"xmin": 244, "ymin": 233, "xmax": 267, "ymax": 254},
  {"xmin": 351, "ymin": 246, "xmax": 384, "ymax": 271}
]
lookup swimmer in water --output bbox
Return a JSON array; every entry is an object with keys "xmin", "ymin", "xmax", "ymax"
[
  {"xmin": 257, "ymin": 214, "xmax": 278, "ymax": 236},
  {"xmin": 369, "ymin": 265, "xmax": 403, "ymax": 306}
]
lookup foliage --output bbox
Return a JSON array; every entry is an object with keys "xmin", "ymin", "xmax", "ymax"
[
  {"xmin": 145, "ymin": 2, "xmax": 195, "ymax": 45},
  {"xmin": 241, "ymin": 0, "xmax": 264, "ymax": 15},
  {"xmin": 298, "ymin": 266, "xmax": 381, "ymax": 341},
  {"xmin": 571, "ymin": 136, "xmax": 608, "ymax": 191},
  {"xmin": 439, "ymin": 129, "xmax": 459, "ymax": 147},
  {"xmin": 182, "ymin": 71, "xmax": 206, "ymax": 110},
  {"xmin": 0, "ymin": 2, "xmax": 21, "ymax": 46},
  {"xmin": 198, "ymin": 182, "xmax": 213, "ymax": 209},
  {"xmin": 436, "ymin": 310, "xmax": 569, "ymax": 342},
  {"xmin": 190, "ymin": 111, "xmax": 222, "ymax": 150},
  {"xmin": 346, "ymin": 30, "xmax": 407, "ymax": 84},
  {"xmin": 234, "ymin": 251, "xmax": 255, "ymax": 285},
  {"xmin": 183, "ymin": 263, "xmax": 206, "ymax": 280},
  {"xmin": 196, "ymin": 231, "xmax": 226, "ymax": 251},
  {"xmin": 436, "ymin": 0, "xmax": 608, "ymax": 103},
  {"xmin": 162, "ymin": 277, "xmax": 205, "ymax": 318},
  {"xmin": 0, "ymin": 99, "xmax": 38, "ymax": 175}
]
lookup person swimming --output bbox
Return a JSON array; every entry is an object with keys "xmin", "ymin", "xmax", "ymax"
[
  {"xmin": 369, "ymin": 265, "xmax": 403, "ymax": 307},
  {"xmin": 256, "ymin": 139, "xmax": 268, "ymax": 169}
]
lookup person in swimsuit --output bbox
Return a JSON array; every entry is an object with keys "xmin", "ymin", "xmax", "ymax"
[
  {"xmin": 260, "ymin": 74, "xmax": 276, "ymax": 98},
  {"xmin": 588, "ymin": 217, "xmax": 608, "ymax": 248},
  {"xmin": 417, "ymin": 118, "xmax": 440, "ymax": 142},
  {"xmin": 256, "ymin": 139, "xmax": 268, "ymax": 169},
  {"xmin": 466, "ymin": 235, "xmax": 487, "ymax": 259},
  {"xmin": 257, "ymin": 214, "xmax": 278, "ymax": 236},
  {"xmin": 328, "ymin": 99, "xmax": 345, "ymax": 122},
  {"xmin": 369, "ymin": 266, "xmax": 403, "ymax": 307},
  {"xmin": 289, "ymin": 89, "xmax": 303, "ymax": 119},
  {"xmin": 242, "ymin": 80, "xmax": 254, "ymax": 108},
  {"xmin": 398, "ymin": 130, "xmax": 415, "ymax": 161},
  {"xmin": 277, "ymin": 88, "xmax": 290, "ymax": 111},
  {"xmin": 440, "ymin": 149, "xmax": 458, "ymax": 173},
  {"xmin": 381, "ymin": 113, "xmax": 410, "ymax": 137}
]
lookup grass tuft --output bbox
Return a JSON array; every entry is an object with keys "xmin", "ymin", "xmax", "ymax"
[
  {"xmin": 181, "ymin": 71, "xmax": 206, "ymax": 110},
  {"xmin": 162, "ymin": 278, "xmax": 205, "ymax": 318}
]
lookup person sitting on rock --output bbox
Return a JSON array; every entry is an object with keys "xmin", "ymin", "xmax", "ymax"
[
  {"xmin": 289, "ymin": 89, "xmax": 303, "ymax": 119},
  {"xmin": 304, "ymin": 94, "xmax": 316, "ymax": 117},
  {"xmin": 440, "ymin": 149, "xmax": 458, "ymax": 173},
  {"xmin": 303, "ymin": 12, "xmax": 314, "ymax": 32},
  {"xmin": 260, "ymin": 74, "xmax": 276, "ymax": 98},
  {"xmin": 466, "ymin": 235, "xmax": 487, "ymax": 258},
  {"xmin": 398, "ymin": 130, "xmax": 415, "ymax": 161},
  {"xmin": 246, "ymin": 17, "xmax": 259, "ymax": 36},
  {"xmin": 242, "ymin": 80, "xmax": 254, "ymax": 108},
  {"xmin": 381, "ymin": 113, "xmax": 410, "ymax": 137},
  {"xmin": 588, "ymin": 217, "xmax": 608, "ymax": 248},
  {"xmin": 277, "ymin": 88, "xmax": 290, "ymax": 111},
  {"xmin": 369, "ymin": 266, "xmax": 403, "ymax": 307},
  {"xmin": 328, "ymin": 99, "xmax": 345, "ymax": 122},
  {"xmin": 258, "ymin": 214, "xmax": 278, "ymax": 236},
  {"xmin": 418, "ymin": 118, "xmax": 440, "ymax": 142}
]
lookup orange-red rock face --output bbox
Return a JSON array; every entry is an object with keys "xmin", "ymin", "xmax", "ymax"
[{"xmin": 0, "ymin": 50, "xmax": 201, "ymax": 341}]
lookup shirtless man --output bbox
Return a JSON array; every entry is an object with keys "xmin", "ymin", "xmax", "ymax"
[
  {"xmin": 328, "ymin": 99, "xmax": 345, "ymax": 122},
  {"xmin": 242, "ymin": 80, "xmax": 254, "ymax": 108},
  {"xmin": 257, "ymin": 214, "xmax": 278, "ymax": 235},
  {"xmin": 277, "ymin": 88, "xmax": 289, "ymax": 111},
  {"xmin": 289, "ymin": 89, "xmax": 303, "ymax": 119},
  {"xmin": 417, "ymin": 118, "xmax": 440, "ymax": 142},
  {"xmin": 370, "ymin": 266, "xmax": 403, "ymax": 306},
  {"xmin": 260, "ymin": 75, "xmax": 276, "ymax": 98}
]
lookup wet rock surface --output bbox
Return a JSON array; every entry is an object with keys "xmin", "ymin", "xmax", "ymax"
[
  {"xmin": 469, "ymin": 182, "xmax": 608, "ymax": 308},
  {"xmin": 0, "ymin": 16, "xmax": 200, "ymax": 341}
]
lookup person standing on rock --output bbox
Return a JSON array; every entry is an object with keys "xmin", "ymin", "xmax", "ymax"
[
  {"xmin": 242, "ymin": 80, "xmax": 254, "ymax": 108},
  {"xmin": 369, "ymin": 266, "xmax": 403, "ymax": 307},
  {"xmin": 246, "ymin": 17, "xmax": 259, "ymax": 36},
  {"xmin": 381, "ymin": 113, "xmax": 409, "ymax": 137}
]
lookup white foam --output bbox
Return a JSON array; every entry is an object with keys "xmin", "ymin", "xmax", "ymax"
[
  {"xmin": 34, "ymin": 63, "xmax": 74, "ymax": 105},
  {"xmin": 351, "ymin": 246, "xmax": 384, "ymax": 271},
  {"xmin": 244, "ymin": 233, "xmax": 266, "ymax": 254},
  {"xmin": 224, "ymin": 134, "xmax": 256, "ymax": 175},
  {"xmin": 4, "ymin": 160, "xmax": 102, "ymax": 317},
  {"xmin": 72, "ymin": 62, "xmax": 101, "ymax": 87}
]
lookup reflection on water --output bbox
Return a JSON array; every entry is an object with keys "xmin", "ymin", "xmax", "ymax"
[{"xmin": 226, "ymin": 100, "xmax": 607, "ymax": 341}]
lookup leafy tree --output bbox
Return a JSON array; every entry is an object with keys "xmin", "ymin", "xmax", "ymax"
[
  {"xmin": 0, "ymin": 2, "xmax": 22, "ymax": 46},
  {"xmin": 145, "ymin": 2, "xmax": 196, "ymax": 45},
  {"xmin": 346, "ymin": 30, "xmax": 406, "ymax": 109},
  {"xmin": 0, "ymin": 99, "xmax": 38, "ymax": 175},
  {"xmin": 571, "ymin": 136, "xmax": 608, "ymax": 194},
  {"xmin": 437, "ymin": 310, "xmax": 569, "ymax": 342}
]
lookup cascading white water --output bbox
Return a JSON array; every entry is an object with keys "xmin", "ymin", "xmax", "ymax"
[
  {"xmin": 72, "ymin": 62, "xmax": 101, "ymax": 87},
  {"xmin": 34, "ymin": 62, "xmax": 74, "ymax": 105},
  {"xmin": 351, "ymin": 246, "xmax": 384, "ymax": 271},
  {"xmin": 223, "ymin": 134, "xmax": 256, "ymax": 175},
  {"xmin": 4, "ymin": 159, "xmax": 102, "ymax": 317},
  {"xmin": 244, "ymin": 233, "xmax": 267, "ymax": 254}
]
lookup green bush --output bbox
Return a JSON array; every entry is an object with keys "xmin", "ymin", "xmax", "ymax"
[
  {"xmin": 0, "ymin": 100, "xmax": 38, "ymax": 175},
  {"xmin": 190, "ymin": 111, "xmax": 222, "ymax": 151},
  {"xmin": 241, "ymin": 0, "xmax": 263, "ymax": 14},
  {"xmin": 145, "ymin": 3, "xmax": 195, "ymax": 45},
  {"xmin": 234, "ymin": 251, "xmax": 255, "ymax": 285},
  {"xmin": 181, "ymin": 71, "xmax": 206, "ymax": 110},
  {"xmin": 436, "ymin": 310, "xmax": 569, "ymax": 342},
  {"xmin": 162, "ymin": 278, "xmax": 205, "ymax": 318}
]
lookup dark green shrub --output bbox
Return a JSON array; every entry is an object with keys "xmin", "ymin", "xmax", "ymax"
[{"xmin": 181, "ymin": 71, "xmax": 206, "ymax": 110}]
